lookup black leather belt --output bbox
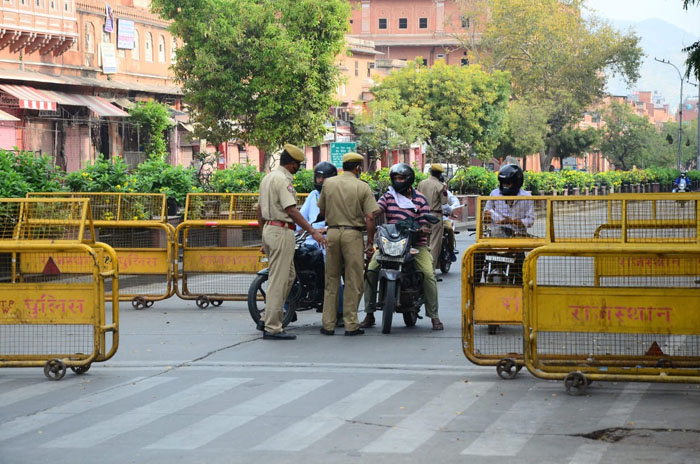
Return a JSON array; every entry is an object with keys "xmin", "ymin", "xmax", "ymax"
[{"xmin": 328, "ymin": 226, "xmax": 364, "ymax": 231}]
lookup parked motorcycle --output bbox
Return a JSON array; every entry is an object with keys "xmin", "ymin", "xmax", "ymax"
[
  {"xmin": 673, "ymin": 176, "xmax": 690, "ymax": 193},
  {"xmin": 368, "ymin": 213, "xmax": 440, "ymax": 334},
  {"xmin": 248, "ymin": 231, "xmax": 324, "ymax": 328},
  {"xmin": 438, "ymin": 223, "xmax": 459, "ymax": 274}
]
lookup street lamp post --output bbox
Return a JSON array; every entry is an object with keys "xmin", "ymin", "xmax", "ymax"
[{"xmin": 655, "ymin": 58, "xmax": 684, "ymax": 170}]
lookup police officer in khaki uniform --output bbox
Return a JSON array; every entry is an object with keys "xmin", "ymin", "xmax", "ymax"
[
  {"xmin": 318, "ymin": 152, "xmax": 379, "ymax": 336},
  {"xmin": 256, "ymin": 144, "xmax": 326, "ymax": 340},
  {"xmin": 417, "ymin": 164, "xmax": 447, "ymax": 271}
]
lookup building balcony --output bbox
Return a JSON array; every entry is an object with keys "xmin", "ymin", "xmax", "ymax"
[{"xmin": 0, "ymin": 0, "xmax": 78, "ymax": 56}]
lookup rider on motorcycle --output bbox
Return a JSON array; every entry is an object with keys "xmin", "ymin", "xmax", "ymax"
[
  {"xmin": 673, "ymin": 171, "xmax": 690, "ymax": 192},
  {"xmin": 442, "ymin": 183, "xmax": 461, "ymax": 262},
  {"xmin": 360, "ymin": 163, "xmax": 444, "ymax": 330},
  {"xmin": 482, "ymin": 164, "xmax": 534, "ymax": 237}
]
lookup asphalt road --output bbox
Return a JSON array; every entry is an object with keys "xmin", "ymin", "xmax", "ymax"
[{"xmin": 1, "ymin": 232, "xmax": 699, "ymax": 464}]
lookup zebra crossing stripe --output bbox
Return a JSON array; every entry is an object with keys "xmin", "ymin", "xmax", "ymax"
[
  {"xmin": 42, "ymin": 377, "xmax": 251, "ymax": 449},
  {"xmin": 145, "ymin": 379, "xmax": 332, "ymax": 450},
  {"xmin": 567, "ymin": 383, "xmax": 649, "ymax": 464},
  {"xmin": 362, "ymin": 381, "xmax": 495, "ymax": 454},
  {"xmin": 461, "ymin": 385, "xmax": 566, "ymax": 456},
  {"xmin": 253, "ymin": 379, "xmax": 414, "ymax": 452},
  {"xmin": 0, "ymin": 377, "xmax": 173, "ymax": 442},
  {"xmin": 0, "ymin": 378, "xmax": 75, "ymax": 408}
]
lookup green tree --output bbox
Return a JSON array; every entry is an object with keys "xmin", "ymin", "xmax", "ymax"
[
  {"xmin": 151, "ymin": 0, "xmax": 350, "ymax": 167},
  {"xmin": 128, "ymin": 101, "xmax": 174, "ymax": 159},
  {"xmin": 355, "ymin": 94, "xmax": 428, "ymax": 165},
  {"xmin": 460, "ymin": 0, "xmax": 643, "ymax": 171},
  {"xmin": 494, "ymin": 98, "xmax": 550, "ymax": 161},
  {"xmin": 655, "ymin": 120, "xmax": 699, "ymax": 170},
  {"xmin": 370, "ymin": 60, "xmax": 511, "ymax": 162},
  {"xmin": 598, "ymin": 102, "xmax": 655, "ymax": 171},
  {"xmin": 550, "ymin": 127, "xmax": 599, "ymax": 161},
  {"xmin": 682, "ymin": 0, "xmax": 699, "ymax": 79}
]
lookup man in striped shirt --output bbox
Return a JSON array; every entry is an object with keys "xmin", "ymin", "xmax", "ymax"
[{"xmin": 360, "ymin": 163, "xmax": 443, "ymax": 330}]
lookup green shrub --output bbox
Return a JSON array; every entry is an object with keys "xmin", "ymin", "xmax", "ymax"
[
  {"xmin": 65, "ymin": 154, "xmax": 129, "ymax": 192},
  {"xmin": 292, "ymin": 169, "xmax": 314, "ymax": 193},
  {"xmin": 211, "ymin": 164, "xmax": 265, "ymax": 194},
  {"xmin": 0, "ymin": 150, "xmax": 65, "ymax": 197},
  {"xmin": 127, "ymin": 154, "xmax": 197, "ymax": 205},
  {"xmin": 448, "ymin": 166, "xmax": 497, "ymax": 195}
]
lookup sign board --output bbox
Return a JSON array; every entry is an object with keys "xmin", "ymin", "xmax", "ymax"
[
  {"xmin": 117, "ymin": 19, "xmax": 135, "ymax": 49},
  {"xmin": 562, "ymin": 156, "xmax": 577, "ymax": 168},
  {"xmin": 329, "ymin": 142, "xmax": 357, "ymax": 169},
  {"xmin": 100, "ymin": 43, "xmax": 117, "ymax": 74},
  {"xmin": 104, "ymin": 3, "xmax": 114, "ymax": 33}
]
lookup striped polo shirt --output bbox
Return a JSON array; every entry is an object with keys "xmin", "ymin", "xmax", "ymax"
[{"xmin": 377, "ymin": 189, "xmax": 431, "ymax": 246}]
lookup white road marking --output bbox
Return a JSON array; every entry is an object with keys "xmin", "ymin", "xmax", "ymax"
[
  {"xmin": 145, "ymin": 379, "xmax": 331, "ymax": 450},
  {"xmin": 253, "ymin": 380, "xmax": 413, "ymax": 452},
  {"xmin": 0, "ymin": 377, "xmax": 173, "ymax": 441},
  {"xmin": 42, "ymin": 377, "xmax": 251, "ymax": 448},
  {"xmin": 362, "ymin": 380, "xmax": 495, "ymax": 454}
]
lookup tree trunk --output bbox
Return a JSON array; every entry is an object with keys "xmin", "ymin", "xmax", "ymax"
[{"xmin": 539, "ymin": 147, "xmax": 554, "ymax": 173}]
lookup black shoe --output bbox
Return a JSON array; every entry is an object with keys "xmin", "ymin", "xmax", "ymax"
[
  {"xmin": 345, "ymin": 329, "xmax": 365, "ymax": 336},
  {"xmin": 320, "ymin": 328, "xmax": 335, "ymax": 335},
  {"xmin": 256, "ymin": 320, "xmax": 264, "ymax": 332},
  {"xmin": 359, "ymin": 314, "xmax": 375, "ymax": 328},
  {"xmin": 263, "ymin": 330, "xmax": 296, "ymax": 340}
]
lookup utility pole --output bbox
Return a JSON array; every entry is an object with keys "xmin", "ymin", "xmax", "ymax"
[{"xmin": 655, "ymin": 58, "xmax": 684, "ymax": 170}]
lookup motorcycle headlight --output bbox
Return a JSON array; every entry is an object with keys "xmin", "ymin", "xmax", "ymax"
[{"xmin": 381, "ymin": 237, "xmax": 407, "ymax": 257}]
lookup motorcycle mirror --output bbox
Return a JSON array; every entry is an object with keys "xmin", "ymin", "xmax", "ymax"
[{"xmin": 422, "ymin": 214, "xmax": 440, "ymax": 224}]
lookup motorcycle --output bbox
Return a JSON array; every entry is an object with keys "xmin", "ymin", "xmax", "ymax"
[
  {"xmin": 438, "ymin": 221, "xmax": 459, "ymax": 274},
  {"xmin": 248, "ymin": 231, "xmax": 324, "ymax": 328},
  {"xmin": 673, "ymin": 177, "xmax": 690, "ymax": 193},
  {"xmin": 368, "ymin": 213, "xmax": 440, "ymax": 334}
]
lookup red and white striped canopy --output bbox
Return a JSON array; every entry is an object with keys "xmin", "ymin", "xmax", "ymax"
[{"xmin": 0, "ymin": 84, "xmax": 56, "ymax": 111}]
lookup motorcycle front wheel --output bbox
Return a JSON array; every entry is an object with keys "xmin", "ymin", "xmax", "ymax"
[
  {"xmin": 247, "ymin": 273, "xmax": 296, "ymax": 328},
  {"xmin": 381, "ymin": 279, "xmax": 397, "ymax": 334},
  {"xmin": 439, "ymin": 254, "xmax": 451, "ymax": 274},
  {"xmin": 403, "ymin": 311, "xmax": 418, "ymax": 327}
]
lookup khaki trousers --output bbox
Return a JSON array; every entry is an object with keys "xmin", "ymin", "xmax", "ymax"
[
  {"xmin": 262, "ymin": 224, "xmax": 296, "ymax": 334},
  {"xmin": 363, "ymin": 246, "xmax": 439, "ymax": 318},
  {"xmin": 322, "ymin": 228, "xmax": 364, "ymax": 331},
  {"xmin": 428, "ymin": 218, "xmax": 444, "ymax": 269}
]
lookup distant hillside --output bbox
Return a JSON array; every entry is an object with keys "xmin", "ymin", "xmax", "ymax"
[{"xmin": 605, "ymin": 18, "xmax": 699, "ymax": 112}]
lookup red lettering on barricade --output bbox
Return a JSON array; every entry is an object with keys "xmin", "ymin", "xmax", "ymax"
[
  {"xmin": 569, "ymin": 305, "xmax": 672, "ymax": 324},
  {"xmin": 501, "ymin": 296, "xmax": 521, "ymax": 314},
  {"xmin": 0, "ymin": 300, "xmax": 15, "ymax": 314},
  {"xmin": 24, "ymin": 294, "xmax": 86, "ymax": 319},
  {"xmin": 198, "ymin": 255, "xmax": 258, "ymax": 267}
]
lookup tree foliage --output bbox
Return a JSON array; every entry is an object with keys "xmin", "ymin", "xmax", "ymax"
[
  {"xmin": 682, "ymin": 0, "xmax": 699, "ymax": 79},
  {"xmin": 128, "ymin": 101, "xmax": 174, "ymax": 159},
  {"xmin": 151, "ymin": 0, "xmax": 350, "ymax": 161},
  {"xmin": 598, "ymin": 101, "xmax": 655, "ymax": 171},
  {"xmin": 460, "ymin": 0, "xmax": 643, "ymax": 171},
  {"xmin": 369, "ymin": 60, "xmax": 511, "ymax": 163}
]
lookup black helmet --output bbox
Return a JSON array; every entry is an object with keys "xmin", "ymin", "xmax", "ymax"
[
  {"xmin": 389, "ymin": 163, "xmax": 415, "ymax": 195},
  {"xmin": 313, "ymin": 161, "xmax": 337, "ymax": 192},
  {"xmin": 498, "ymin": 164, "xmax": 524, "ymax": 196}
]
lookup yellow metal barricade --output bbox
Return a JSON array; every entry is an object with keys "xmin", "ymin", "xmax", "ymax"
[
  {"xmin": 523, "ymin": 243, "xmax": 700, "ymax": 395},
  {"xmin": 0, "ymin": 198, "xmax": 119, "ymax": 380},
  {"xmin": 462, "ymin": 196, "xmax": 548, "ymax": 378},
  {"xmin": 27, "ymin": 192, "xmax": 175, "ymax": 308},
  {"xmin": 175, "ymin": 193, "xmax": 267, "ymax": 308}
]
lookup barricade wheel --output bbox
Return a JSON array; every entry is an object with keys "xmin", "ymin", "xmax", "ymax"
[
  {"xmin": 145, "ymin": 300, "xmax": 154, "ymax": 308},
  {"xmin": 70, "ymin": 364, "xmax": 91, "ymax": 375},
  {"xmin": 132, "ymin": 297, "xmax": 147, "ymax": 310},
  {"xmin": 564, "ymin": 372, "xmax": 588, "ymax": 396},
  {"xmin": 496, "ymin": 358, "xmax": 520, "ymax": 380},
  {"xmin": 44, "ymin": 359, "xmax": 67, "ymax": 381},
  {"xmin": 196, "ymin": 296, "xmax": 210, "ymax": 309},
  {"xmin": 212, "ymin": 300, "xmax": 223, "ymax": 307}
]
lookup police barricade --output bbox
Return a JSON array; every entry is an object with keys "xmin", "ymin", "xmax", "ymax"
[
  {"xmin": 523, "ymin": 243, "xmax": 700, "ymax": 396},
  {"xmin": 27, "ymin": 192, "xmax": 174, "ymax": 309},
  {"xmin": 0, "ymin": 198, "xmax": 119, "ymax": 380},
  {"xmin": 462, "ymin": 196, "xmax": 548, "ymax": 379},
  {"xmin": 174, "ymin": 193, "xmax": 268, "ymax": 308}
]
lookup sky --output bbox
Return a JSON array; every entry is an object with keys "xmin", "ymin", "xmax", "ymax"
[{"xmin": 585, "ymin": 0, "xmax": 699, "ymax": 36}]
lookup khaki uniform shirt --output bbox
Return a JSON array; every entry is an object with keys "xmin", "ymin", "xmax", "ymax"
[
  {"xmin": 318, "ymin": 171, "xmax": 379, "ymax": 227},
  {"xmin": 259, "ymin": 166, "xmax": 297, "ymax": 222},
  {"xmin": 418, "ymin": 176, "xmax": 447, "ymax": 213}
]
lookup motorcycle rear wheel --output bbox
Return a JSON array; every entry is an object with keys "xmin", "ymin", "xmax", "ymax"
[
  {"xmin": 381, "ymin": 279, "xmax": 397, "ymax": 334},
  {"xmin": 439, "ymin": 256, "xmax": 451, "ymax": 274},
  {"xmin": 403, "ymin": 311, "xmax": 418, "ymax": 327},
  {"xmin": 247, "ymin": 273, "xmax": 296, "ymax": 328}
]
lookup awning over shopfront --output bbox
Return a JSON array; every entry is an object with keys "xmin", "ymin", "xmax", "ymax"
[
  {"xmin": 0, "ymin": 84, "xmax": 56, "ymax": 111},
  {"xmin": 0, "ymin": 109, "xmax": 19, "ymax": 121},
  {"xmin": 40, "ymin": 90, "xmax": 130, "ymax": 117}
]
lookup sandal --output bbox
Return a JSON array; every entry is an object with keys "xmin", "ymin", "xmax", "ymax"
[{"xmin": 431, "ymin": 318, "xmax": 444, "ymax": 330}]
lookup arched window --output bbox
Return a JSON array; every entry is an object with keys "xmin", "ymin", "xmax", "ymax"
[
  {"xmin": 158, "ymin": 35, "xmax": 166, "ymax": 62},
  {"xmin": 85, "ymin": 22, "xmax": 95, "ymax": 54},
  {"xmin": 132, "ymin": 29, "xmax": 140, "ymax": 60},
  {"xmin": 145, "ymin": 32, "xmax": 153, "ymax": 62},
  {"xmin": 170, "ymin": 38, "xmax": 177, "ymax": 63}
]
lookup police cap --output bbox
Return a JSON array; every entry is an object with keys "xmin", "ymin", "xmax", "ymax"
[
  {"xmin": 284, "ymin": 144, "xmax": 305, "ymax": 162},
  {"xmin": 430, "ymin": 163, "xmax": 445, "ymax": 173},
  {"xmin": 342, "ymin": 152, "xmax": 364, "ymax": 163}
]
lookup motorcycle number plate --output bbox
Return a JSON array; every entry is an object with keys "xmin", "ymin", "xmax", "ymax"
[{"xmin": 485, "ymin": 255, "xmax": 516, "ymax": 264}]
